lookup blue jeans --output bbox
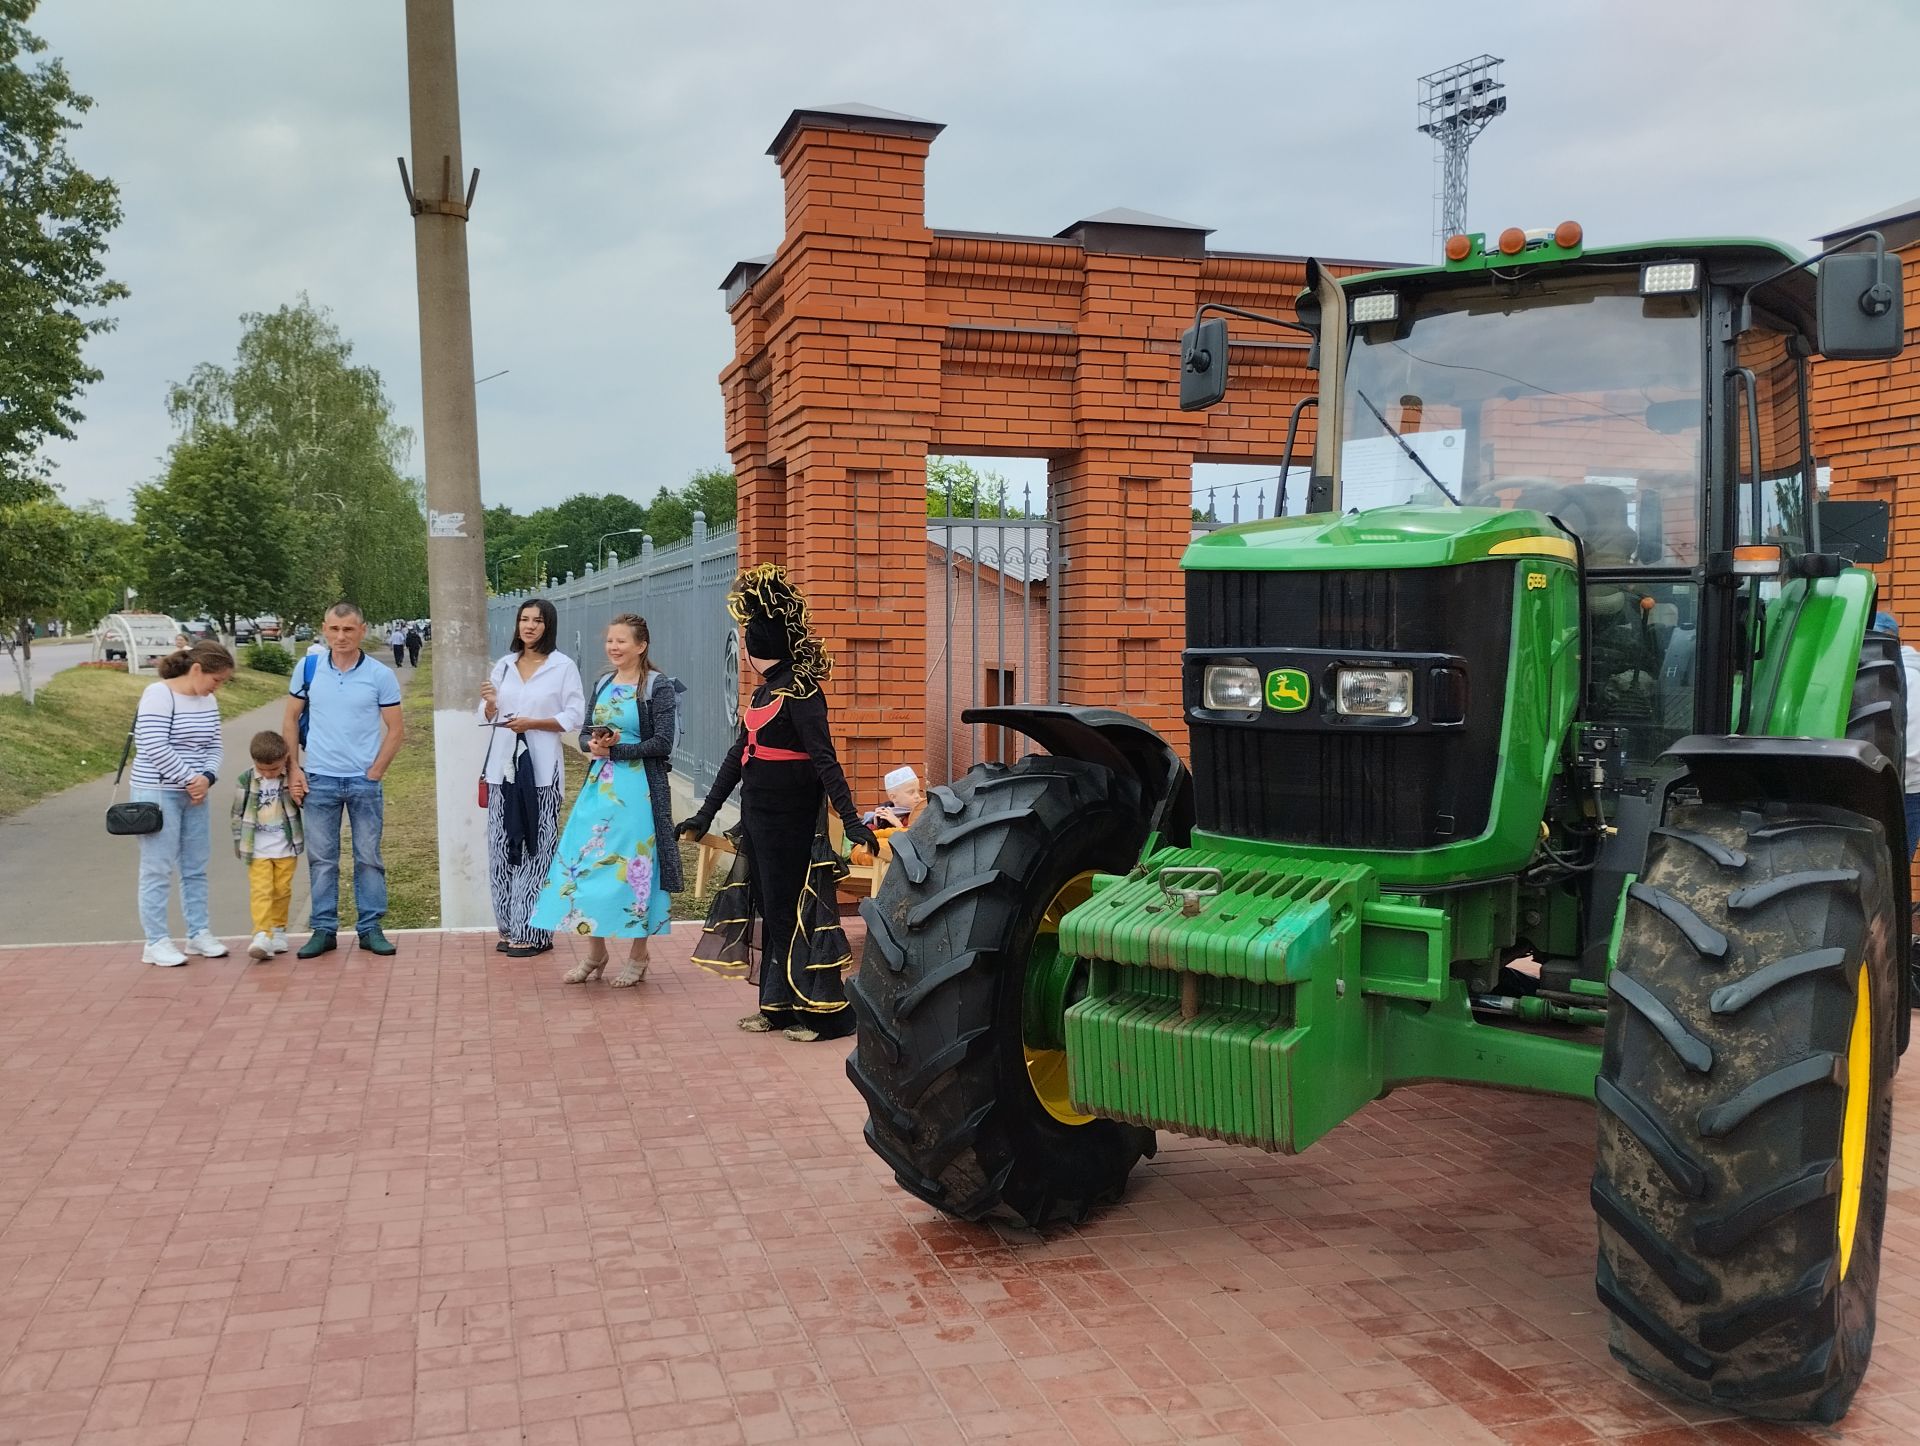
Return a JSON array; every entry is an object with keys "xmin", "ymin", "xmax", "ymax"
[
  {"xmin": 134, "ymin": 787, "xmax": 211, "ymax": 944},
  {"xmin": 304, "ymin": 773, "xmax": 387, "ymax": 933},
  {"xmin": 1905, "ymin": 793, "xmax": 1920, "ymax": 865}
]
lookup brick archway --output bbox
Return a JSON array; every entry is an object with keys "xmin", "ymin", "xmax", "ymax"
[{"xmin": 719, "ymin": 104, "xmax": 1387, "ymax": 798}]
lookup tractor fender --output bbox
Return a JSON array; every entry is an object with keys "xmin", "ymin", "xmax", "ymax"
[
  {"xmin": 1662, "ymin": 733, "xmax": 1911, "ymax": 1046},
  {"xmin": 959, "ymin": 705, "xmax": 1195, "ymax": 847}
]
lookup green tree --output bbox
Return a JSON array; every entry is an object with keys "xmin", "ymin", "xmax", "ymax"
[
  {"xmin": 927, "ymin": 457, "xmax": 1023, "ymax": 518},
  {"xmin": 0, "ymin": 496, "xmax": 99, "ymax": 702},
  {"xmin": 133, "ymin": 427, "xmax": 293, "ymax": 632},
  {"xmin": 60, "ymin": 504, "xmax": 137, "ymax": 629},
  {"xmin": 167, "ymin": 297, "xmax": 426, "ymax": 622},
  {"xmin": 0, "ymin": 1, "xmax": 126, "ymax": 499}
]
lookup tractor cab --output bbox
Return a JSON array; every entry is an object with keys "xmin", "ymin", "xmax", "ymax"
[{"xmin": 1322, "ymin": 228, "xmax": 1886, "ymax": 771}]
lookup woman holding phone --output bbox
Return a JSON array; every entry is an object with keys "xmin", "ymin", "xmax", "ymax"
[
  {"xmin": 479, "ymin": 598, "xmax": 585, "ymax": 957},
  {"xmin": 529, "ymin": 612, "xmax": 680, "ymax": 986}
]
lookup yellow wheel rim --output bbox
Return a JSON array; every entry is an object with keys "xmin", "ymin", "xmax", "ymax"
[
  {"xmin": 1838, "ymin": 964, "xmax": 1872, "ymax": 1279},
  {"xmin": 1025, "ymin": 872, "xmax": 1096, "ymax": 1126}
]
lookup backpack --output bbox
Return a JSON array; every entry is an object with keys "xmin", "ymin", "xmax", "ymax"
[{"xmin": 292, "ymin": 652, "xmax": 320, "ymax": 746}]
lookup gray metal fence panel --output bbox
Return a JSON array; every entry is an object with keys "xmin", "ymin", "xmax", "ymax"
[{"xmin": 487, "ymin": 515, "xmax": 739, "ymax": 792}]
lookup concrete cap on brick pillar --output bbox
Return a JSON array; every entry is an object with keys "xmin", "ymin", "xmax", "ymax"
[
  {"xmin": 1056, "ymin": 207, "xmax": 1213, "ymax": 259},
  {"xmin": 767, "ymin": 102, "xmax": 945, "ymax": 161},
  {"xmin": 1819, "ymin": 195, "xmax": 1920, "ymax": 251},
  {"xmin": 720, "ymin": 253, "xmax": 775, "ymax": 310}
]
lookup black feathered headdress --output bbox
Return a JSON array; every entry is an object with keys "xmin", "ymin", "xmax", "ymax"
[{"xmin": 727, "ymin": 564, "xmax": 830, "ymax": 698}]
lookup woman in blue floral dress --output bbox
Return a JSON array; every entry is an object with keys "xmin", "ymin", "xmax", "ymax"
[{"xmin": 531, "ymin": 613, "xmax": 677, "ymax": 985}]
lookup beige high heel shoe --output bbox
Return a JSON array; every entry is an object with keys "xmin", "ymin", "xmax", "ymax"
[
  {"xmin": 610, "ymin": 944, "xmax": 649, "ymax": 988},
  {"xmin": 563, "ymin": 946, "xmax": 608, "ymax": 984}
]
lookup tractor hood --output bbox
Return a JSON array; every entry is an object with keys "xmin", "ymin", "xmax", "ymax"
[{"xmin": 1182, "ymin": 505, "xmax": 1575, "ymax": 572}]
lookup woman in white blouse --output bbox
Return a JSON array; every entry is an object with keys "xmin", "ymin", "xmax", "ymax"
[{"xmin": 480, "ymin": 599, "xmax": 586, "ymax": 957}]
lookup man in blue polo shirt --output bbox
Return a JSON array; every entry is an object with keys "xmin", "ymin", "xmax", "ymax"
[{"xmin": 283, "ymin": 601, "xmax": 405, "ymax": 958}]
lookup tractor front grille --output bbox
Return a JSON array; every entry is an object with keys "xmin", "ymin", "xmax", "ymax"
[{"xmin": 1185, "ymin": 564, "xmax": 1515, "ymax": 851}]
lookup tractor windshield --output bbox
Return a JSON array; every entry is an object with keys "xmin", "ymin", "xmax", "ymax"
[{"xmin": 1339, "ymin": 274, "xmax": 1703, "ymax": 568}]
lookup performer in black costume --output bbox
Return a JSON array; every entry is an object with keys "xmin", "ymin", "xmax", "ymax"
[{"xmin": 678, "ymin": 565, "xmax": 878, "ymax": 1041}]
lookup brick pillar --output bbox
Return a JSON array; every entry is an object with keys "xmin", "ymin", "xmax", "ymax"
[
  {"xmin": 1052, "ymin": 243, "xmax": 1205, "ymax": 746},
  {"xmin": 742, "ymin": 107, "xmax": 948, "ymax": 801}
]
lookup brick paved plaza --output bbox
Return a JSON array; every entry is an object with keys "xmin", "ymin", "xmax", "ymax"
[{"xmin": 3, "ymin": 929, "xmax": 1919, "ymax": 1445}]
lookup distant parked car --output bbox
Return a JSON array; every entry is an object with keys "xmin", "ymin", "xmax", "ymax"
[
  {"xmin": 257, "ymin": 616, "xmax": 282, "ymax": 640},
  {"xmin": 292, "ymin": 623, "xmax": 314, "ymax": 641},
  {"xmin": 235, "ymin": 618, "xmax": 258, "ymax": 644}
]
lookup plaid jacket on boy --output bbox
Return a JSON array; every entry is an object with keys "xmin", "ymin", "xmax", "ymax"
[{"xmin": 231, "ymin": 768, "xmax": 305, "ymax": 863}]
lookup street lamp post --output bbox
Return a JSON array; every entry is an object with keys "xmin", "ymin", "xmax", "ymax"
[
  {"xmin": 597, "ymin": 528, "xmax": 645, "ymax": 571},
  {"xmin": 527, "ymin": 543, "xmax": 568, "ymax": 589},
  {"xmin": 491, "ymin": 552, "xmax": 522, "ymax": 591}
]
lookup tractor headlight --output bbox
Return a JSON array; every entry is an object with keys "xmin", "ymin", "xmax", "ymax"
[
  {"xmin": 1202, "ymin": 664, "xmax": 1262, "ymax": 712},
  {"xmin": 1335, "ymin": 667, "xmax": 1413, "ymax": 718}
]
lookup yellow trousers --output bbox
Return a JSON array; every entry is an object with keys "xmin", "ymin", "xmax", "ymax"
[{"xmin": 249, "ymin": 856, "xmax": 297, "ymax": 934}]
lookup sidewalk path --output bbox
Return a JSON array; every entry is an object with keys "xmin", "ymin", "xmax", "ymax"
[
  {"xmin": 0, "ymin": 697, "xmax": 307, "ymax": 946},
  {"xmin": 0, "ymin": 926, "xmax": 1912, "ymax": 1443}
]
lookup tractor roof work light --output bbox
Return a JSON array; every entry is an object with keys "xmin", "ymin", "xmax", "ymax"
[
  {"xmin": 1640, "ymin": 261, "xmax": 1699, "ymax": 295},
  {"xmin": 1349, "ymin": 292, "xmax": 1400, "ymax": 324}
]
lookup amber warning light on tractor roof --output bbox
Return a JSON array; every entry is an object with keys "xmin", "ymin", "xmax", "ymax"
[{"xmin": 1442, "ymin": 222, "xmax": 1585, "ymax": 269}]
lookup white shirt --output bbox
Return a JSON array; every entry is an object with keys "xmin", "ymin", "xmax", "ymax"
[
  {"xmin": 1902, "ymin": 645, "xmax": 1920, "ymax": 792},
  {"xmin": 479, "ymin": 650, "xmax": 587, "ymax": 787},
  {"xmin": 252, "ymin": 775, "xmax": 295, "ymax": 859}
]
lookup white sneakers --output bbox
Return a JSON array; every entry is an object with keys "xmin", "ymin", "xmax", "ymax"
[
  {"xmin": 145, "ymin": 932, "xmax": 258, "ymax": 966},
  {"xmin": 186, "ymin": 931, "xmax": 229, "ymax": 958},
  {"xmin": 248, "ymin": 932, "xmax": 274, "ymax": 961},
  {"xmin": 142, "ymin": 940, "xmax": 188, "ymax": 967},
  {"xmin": 271, "ymin": 928, "xmax": 289, "ymax": 954}
]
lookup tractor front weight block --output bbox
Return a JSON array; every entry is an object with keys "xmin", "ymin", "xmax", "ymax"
[{"xmin": 1057, "ymin": 848, "xmax": 1601, "ymax": 1151}]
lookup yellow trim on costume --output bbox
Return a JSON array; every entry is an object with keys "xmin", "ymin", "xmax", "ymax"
[{"xmin": 1487, "ymin": 535, "xmax": 1578, "ymax": 563}]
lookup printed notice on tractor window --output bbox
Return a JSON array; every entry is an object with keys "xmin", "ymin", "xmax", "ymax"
[{"xmin": 1339, "ymin": 429, "xmax": 1465, "ymax": 512}]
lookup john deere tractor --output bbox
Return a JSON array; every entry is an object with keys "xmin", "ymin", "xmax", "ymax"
[{"xmin": 847, "ymin": 224, "xmax": 1911, "ymax": 1422}]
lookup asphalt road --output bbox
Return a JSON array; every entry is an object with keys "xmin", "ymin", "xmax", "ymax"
[{"xmin": 0, "ymin": 637, "xmax": 93, "ymax": 698}]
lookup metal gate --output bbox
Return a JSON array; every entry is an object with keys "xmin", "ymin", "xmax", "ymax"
[{"xmin": 916, "ymin": 472, "xmax": 1058, "ymax": 785}]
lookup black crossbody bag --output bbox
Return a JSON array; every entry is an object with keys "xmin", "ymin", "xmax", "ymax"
[{"xmin": 106, "ymin": 696, "xmax": 169, "ymax": 836}]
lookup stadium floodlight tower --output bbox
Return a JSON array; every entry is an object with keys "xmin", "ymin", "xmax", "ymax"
[{"xmin": 1417, "ymin": 55, "xmax": 1508, "ymax": 253}]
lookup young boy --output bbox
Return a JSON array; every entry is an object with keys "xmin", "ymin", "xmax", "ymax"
[
  {"xmin": 863, "ymin": 765, "xmax": 925, "ymax": 831},
  {"xmin": 232, "ymin": 730, "xmax": 305, "ymax": 961}
]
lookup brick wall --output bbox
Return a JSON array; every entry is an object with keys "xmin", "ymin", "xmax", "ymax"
[
  {"xmin": 1811, "ymin": 237, "xmax": 1920, "ymax": 630},
  {"xmin": 721, "ymin": 107, "xmax": 1380, "ymax": 800}
]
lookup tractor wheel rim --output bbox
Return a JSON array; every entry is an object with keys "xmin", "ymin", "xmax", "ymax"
[
  {"xmin": 1838, "ymin": 963, "xmax": 1872, "ymax": 1279},
  {"xmin": 1025, "ymin": 871, "xmax": 1096, "ymax": 1126}
]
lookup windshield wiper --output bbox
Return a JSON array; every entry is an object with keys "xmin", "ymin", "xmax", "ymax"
[{"xmin": 1353, "ymin": 388, "xmax": 1461, "ymax": 506}]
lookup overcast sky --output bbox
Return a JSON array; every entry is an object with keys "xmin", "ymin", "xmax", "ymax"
[{"xmin": 33, "ymin": 0, "xmax": 1920, "ymax": 521}]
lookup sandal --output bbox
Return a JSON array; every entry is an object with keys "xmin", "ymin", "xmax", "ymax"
[
  {"xmin": 610, "ymin": 950, "xmax": 649, "ymax": 988},
  {"xmin": 737, "ymin": 1015, "xmax": 773, "ymax": 1033},
  {"xmin": 563, "ymin": 949, "xmax": 608, "ymax": 984}
]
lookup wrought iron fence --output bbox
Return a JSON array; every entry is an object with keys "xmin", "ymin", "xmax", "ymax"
[
  {"xmin": 1192, "ymin": 468, "xmax": 1312, "ymax": 531},
  {"xmin": 915, "ymin": 475, "xmax": 1058, "ymax": 785},
  {"xmin": 487, "ymin": 513, "xmax": 739, "ymax": 792}
]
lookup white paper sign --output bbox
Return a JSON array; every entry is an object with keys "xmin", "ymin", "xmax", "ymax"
[
  {"xmin": 429, "ymin": 509, "xmax": 468, "ymax": 539},
  {"xmin": 1339, "ymin": 429, "xmax": 1465, "ymax": 512}
]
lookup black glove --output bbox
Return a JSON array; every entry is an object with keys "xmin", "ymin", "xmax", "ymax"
[
  {"xmin": 674, "ymin": 815, "xmax": 711, "ymax": 843},
  {"xmin": 845, "ymin": 820, "xmax": 880, "ymax": 855}
]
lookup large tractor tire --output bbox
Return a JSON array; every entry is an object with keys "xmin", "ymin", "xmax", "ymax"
[
  {"xmin": 1593, "ymin": 801, "xmax": 1897, "ymax": 1422},
  {"xmin": 847, "ymin": 756, "xmax": 1156, "ymax": 1227},
  {"xmin": 1847, "ymin": 629, "xmax": 1907, "ymax": 802}
]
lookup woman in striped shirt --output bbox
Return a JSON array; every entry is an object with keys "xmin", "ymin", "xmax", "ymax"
[{"xmin": 132, "ymin": 641, "xmax": 235, "ymax": 966}]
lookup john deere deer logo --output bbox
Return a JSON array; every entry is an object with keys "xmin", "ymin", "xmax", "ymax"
[{"xmin": 1265, "ymin": 668, "xmax": 1311, "ymax": 712}]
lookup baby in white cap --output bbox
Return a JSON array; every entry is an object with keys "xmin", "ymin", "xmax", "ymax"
[{"xmin": 865, "ymin": 765, "xmax": 925, "ymax": 831}]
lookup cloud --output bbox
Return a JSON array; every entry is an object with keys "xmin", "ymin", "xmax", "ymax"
[{"xmin": 30, "ymin": 0, "xmax": 1920, "ymax": 517}]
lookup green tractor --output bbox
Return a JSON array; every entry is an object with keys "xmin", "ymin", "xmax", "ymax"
[{"xmin": 847, "ymin": 224, "xmax": 1914, "ymax": 1421}]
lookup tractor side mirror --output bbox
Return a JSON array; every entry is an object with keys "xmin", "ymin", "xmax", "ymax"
[
  {"xmin": 1634, "ymin": 489, "xmax": 1665, "ymax": 563},
  {"xmin": 1180, "ymin": 317, "xmax": 1229, "ymax": 411},
  {"xmin": 1815, "ymin": 498, "xmax": 1890, "ymax": 564},
  {"xmin": 1818, "ymin": 248, "xmax": 1905, "ymax": 360}
]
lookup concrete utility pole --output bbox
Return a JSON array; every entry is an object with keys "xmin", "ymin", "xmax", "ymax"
[{"xmin": 402, "ymin": 0, "xmax": 491, "ymax": 928}]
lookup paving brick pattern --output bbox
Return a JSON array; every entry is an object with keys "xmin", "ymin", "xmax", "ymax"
[{"xmin": 3, "ymin": 929, "xmax": 1918, "ymax": 1445}]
